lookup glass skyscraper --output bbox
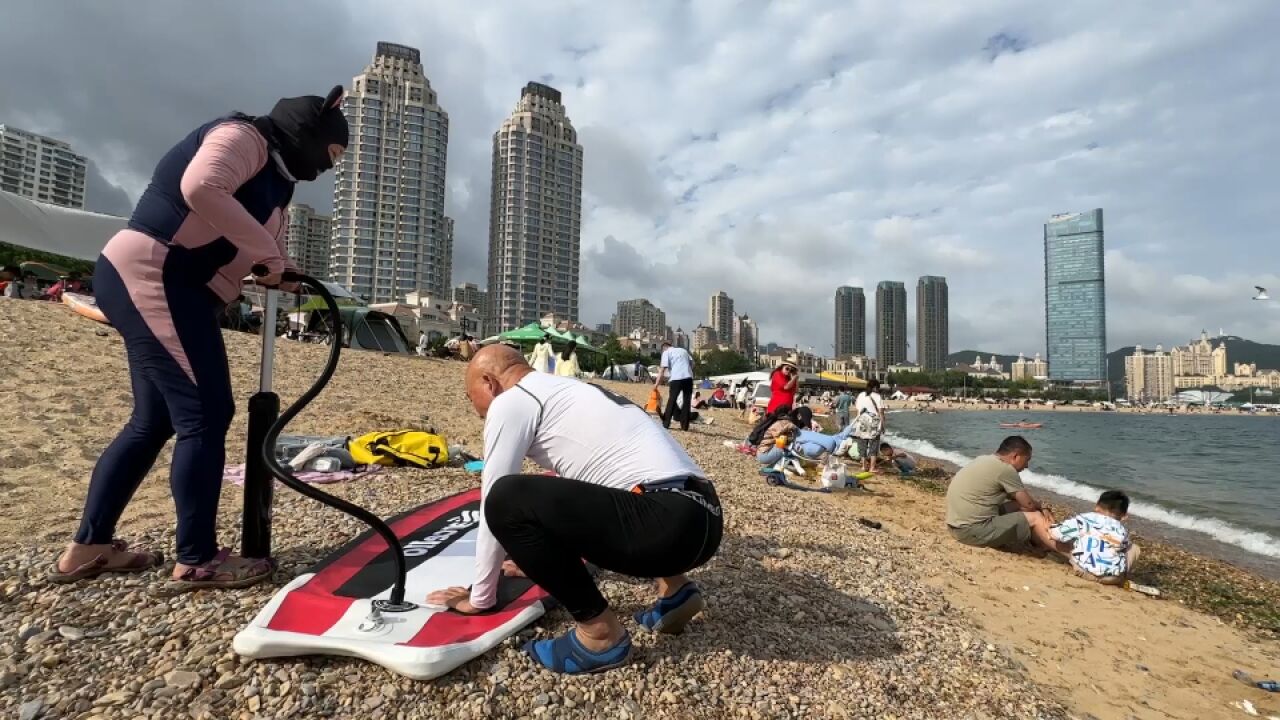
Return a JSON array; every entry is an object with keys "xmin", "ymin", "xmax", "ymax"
[{"xmin": 1044, "ymin": 209, "xmax": 1107, "ymax": 383}]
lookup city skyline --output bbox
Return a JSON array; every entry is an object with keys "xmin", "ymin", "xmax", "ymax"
[{"xmin": 2, "ymin": 4, "xmax": 1278, "ymax": 353}]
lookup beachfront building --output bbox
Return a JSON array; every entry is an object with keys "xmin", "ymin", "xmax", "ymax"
[
  {"xmin": 614, "ymin": 298, "xmax": 666, "ymax": 339},
  {"xmin": 452, "ymin": 282, "xmax": 487, "ymax": 318},
  {"xmin": 829, "ymin": 355, "xmax": 877, "ymax": 381},
  {"xmin": 834, "ymin": 286, "xmax": 866, "ymax": 358},
  {"xmin": 739, "ymin": 315, "xmax": 759, "ymax": 360},
  {"xmin": 916, "ymin": 275, "xmax": 948, "ymax": 372},
  {"xmin": 485, "ymin": 82, "xmax": 584, "ymax": 335},
  {"xmin": 0, "ymin": 125, "xmax": 87, "ymax": 209},
  {"xmin": 329, "ymin": 42, "xmax": 453, "ymax": 305},
  {"xmin": 729, "ymin": 313, "xmax": 758, "ymax": 358},
  {"xmin": 692, "ymin": 325, "xmax": 718, "ymax": 354},
  {"xmin": 1044, "ymin": 209, "xmax": 1107, "ymax": 383},
  {"xmin": 284, "ymin": 204, "xmax": 332, "ymax": 280},
  {"xmin": 1169, "ymin": 331, "xmax": 1228, "ymax": 378},
  {"xmin": 1172, "ymin": 372, "xmax": 1280, "ymax": 392},
  {"xmin": 1124, "ymin": 345, "xmax": 1175, "ymax": 402},
  {"xmin": 761, "ymin": 347, "xmax": 826, "ymax": 374},
  {"xmin": 404, "ymin": 291, "xmax": 480, "ymax": 340},
  {"xmin": 875, "ymin": 281, "xmax": 908, "ymax": 368},
  {"xmin": 709, "ymin": 292, "xmax": 735, "ymax": 348},
  {"xmin": 1010, "ymin": 352, "xmax": 1050, "ymax": 382},
  {"xmin": 674, "ymin": 327, "xmax": 690, "ymax": 350}
]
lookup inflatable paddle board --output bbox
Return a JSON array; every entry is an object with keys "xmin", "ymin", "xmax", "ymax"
[
  {"xmin": 62, "ymin": 292, "xmax": 108, "ymax": 324},
  {"xmin": 233, "ymin": 488, "xmax": 551, "ymax": 679}
]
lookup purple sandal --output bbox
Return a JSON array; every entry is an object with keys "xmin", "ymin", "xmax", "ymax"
[
  {"xmin": 163, "ymin": 549, "xmax": 275, "ymax": 593},
  {"xmin": 48, "ymin": 539, "xmax": 163, "ymax": 584}
]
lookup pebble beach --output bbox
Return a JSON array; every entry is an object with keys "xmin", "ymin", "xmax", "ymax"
[{"xmin": 3, "ymin": 300, "xmax": 1278, "ymax": 720}]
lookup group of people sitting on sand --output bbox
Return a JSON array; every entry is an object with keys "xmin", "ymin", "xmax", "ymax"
[
  {"xmin": 946, "ymin": 435, "xmax": 1150, "ymax": 590},
  {"xmin": 1, "ymin": 266, "xmax": 87, "ymax": 301}
]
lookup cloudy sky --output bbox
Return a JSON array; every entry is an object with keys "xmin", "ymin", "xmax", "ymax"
[{"xmin": 4, "ymin": 0, "xmax": 1279, "ymax": 355}]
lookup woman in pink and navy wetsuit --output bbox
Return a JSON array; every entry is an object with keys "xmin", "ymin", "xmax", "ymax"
[{"xmin": 51, "ymin": 87, "xmax": 349, "ymax": 591}]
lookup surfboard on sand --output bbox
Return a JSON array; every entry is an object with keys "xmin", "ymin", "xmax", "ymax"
[
  {"xmin": 62, "ymin": 292, "xmax": 109, "ymax": 324},
  {"xmin": 233, "ymin": 488, "xmax": 552, "ymax": 680}
]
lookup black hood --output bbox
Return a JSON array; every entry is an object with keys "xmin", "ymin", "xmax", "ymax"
[{"xmin": 252, "ymin": 85, "xmax": 349, "ymax": 182}]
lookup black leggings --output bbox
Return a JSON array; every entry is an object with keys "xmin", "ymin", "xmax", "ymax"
[
  {"xmin": 662, "ymin": 378, "xmax": 694, "ymax": 430},
  {"xmin": 485, "ymin": 474, "xmax": 723, "ymax": 622}
]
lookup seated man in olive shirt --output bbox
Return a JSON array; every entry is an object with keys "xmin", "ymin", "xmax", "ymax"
[{"xmin": 945, "ymin": 436, "xmax": 1069, "ymax": 555}]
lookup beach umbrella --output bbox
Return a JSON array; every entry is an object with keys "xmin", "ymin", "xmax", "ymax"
[{"xmin": 496, "ymin": 322, "xmax": 555, "ymax": 342}]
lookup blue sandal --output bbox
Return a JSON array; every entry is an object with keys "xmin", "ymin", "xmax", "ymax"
[
  {"xmin": 524, "ymin": 629, "xmax": 632, "ymax": 674},
  {"xmin": 634, "ymin": 582, "xmax": 707, "ymax": 634}
]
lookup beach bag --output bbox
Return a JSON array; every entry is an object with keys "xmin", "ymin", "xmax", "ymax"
[
  {"xmin": 645, "ymin": 388, "xmax": 663, "ymax": 414},
  {"xmin": 349, "ymin": 430, "xmax": 450, "ymax": 468},
  {"xmin": 821, "ymin": 461, "xmax": 849, "ymax": 489}
]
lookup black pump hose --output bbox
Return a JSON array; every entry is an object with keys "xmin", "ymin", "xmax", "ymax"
[{"xmin": 251, "ymin": 267, "xmax": 415, "ymax": 611}]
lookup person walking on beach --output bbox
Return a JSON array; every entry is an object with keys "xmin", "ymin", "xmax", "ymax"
[
  {"xmin": 51, "ymin": 86, "xmax": 350, "ymax": 590},
  {"xmin": 655, "ymin": 340, "xmax": 695, "ymax": 431},
  {"xmin": 555, "ymin": 340, "xmax": 581, "ymax": 378},
  {"xmin": 529, "ymin": 334, "xmax": 554, "ymax": 373},
  {"xmin": 945, "ymin": 436, "xmax": 1066, "ymax": 556},
  {"xmin": 833, "ymin": 388, "xmax": 853, "ymax": 429},
  {"xmin": 427, "ymin": 345, "xmax": 722, "ymax": 674}
]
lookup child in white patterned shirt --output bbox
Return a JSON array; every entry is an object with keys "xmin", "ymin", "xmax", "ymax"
[{"xmin": 1050, "ymin": 490, "xmax": 1140, "ymax": 586}]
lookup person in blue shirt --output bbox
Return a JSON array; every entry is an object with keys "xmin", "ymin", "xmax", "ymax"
[{"xmin": 655, "ymin": 340, "xmax": 695, "ymax": 431}]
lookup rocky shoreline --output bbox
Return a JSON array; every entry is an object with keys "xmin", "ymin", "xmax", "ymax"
[{"xmin": 7, "ymin": 301, "xmax": 1279, "ymax": 719}]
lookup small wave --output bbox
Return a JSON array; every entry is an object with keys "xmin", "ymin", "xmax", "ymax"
[{"xmin": 886, "ymin": 433, "xmax": 1280, "ymax": 559}]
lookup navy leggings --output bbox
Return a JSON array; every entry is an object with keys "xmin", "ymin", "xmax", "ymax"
[{"xmin": 75, "ymin": 251, "xmax": 234, "ymax": 565}]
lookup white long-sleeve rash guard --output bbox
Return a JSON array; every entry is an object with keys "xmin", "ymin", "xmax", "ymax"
[{"xmin": 470, "ymin": 372, "xmax": 704, "ymax": 609}]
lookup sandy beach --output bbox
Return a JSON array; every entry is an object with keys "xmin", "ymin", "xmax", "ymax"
[{"xmin": 3, "ymin": 298, "xmax": 1278, "ymax": 720}]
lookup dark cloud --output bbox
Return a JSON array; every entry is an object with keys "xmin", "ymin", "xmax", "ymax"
[
  {"xmin": 83, "ymin": 160, "xmax": 132, "ymax": 216},
  {"xmin": 0, "ymin": 0, "xmax": 369, "ymax": 205},
  {"xmin": 983, "ymin": 32, "xmax": 1029, "ymax": 61}
]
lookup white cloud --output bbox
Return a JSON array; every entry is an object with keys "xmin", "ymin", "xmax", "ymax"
[{"xmin": 4, "ymin": 0, "xmax": 1278, "ymax": 356}]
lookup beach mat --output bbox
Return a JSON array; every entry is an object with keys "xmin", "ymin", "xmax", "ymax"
[
  {"xmin": 232, "ymin": 488, "xmax": 551, "ymax": 680},
  {"xmin": 222, "ymin": 463, "xmax": 381, "ymax": 486}
]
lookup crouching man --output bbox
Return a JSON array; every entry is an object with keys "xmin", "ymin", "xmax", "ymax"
[{"xmin": 427, "ymin": 345, "xmax": 723, "ymax": 674}]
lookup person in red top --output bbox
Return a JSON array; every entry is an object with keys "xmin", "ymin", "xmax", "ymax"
[
  {"xmin": 766, "ymin": 362, "xmax": 798, "ymax": 414},
  {"xmin": 744, "ymin": 362, "xmax": 800, "ymax": 449}
]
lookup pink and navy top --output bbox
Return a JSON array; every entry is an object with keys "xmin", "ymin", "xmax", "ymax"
[{"xmin": 102, "ymin": 118, "xmax": 296, "ymax": 305}]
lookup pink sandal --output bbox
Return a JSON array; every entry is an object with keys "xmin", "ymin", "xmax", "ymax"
[
  {"xmin": 162, "ymin": 549, "xmax": 275, "ymax": 593},
  {"xmin": 48, "ymin": 539, "xmax": 164, "ymax": 584}
]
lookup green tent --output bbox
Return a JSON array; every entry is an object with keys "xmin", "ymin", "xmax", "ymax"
[
  {"xmin": 297, "ymin": 281, "xmax": 364, "ymax": 312},
  {"xmin": 305, "ymin": 306, "xmax": 410, "ymax": 353}
]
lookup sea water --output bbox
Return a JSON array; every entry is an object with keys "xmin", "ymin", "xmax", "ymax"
[{"xmin": 883, "ymin": 410, "xmax": 1280, "ymax": 578}]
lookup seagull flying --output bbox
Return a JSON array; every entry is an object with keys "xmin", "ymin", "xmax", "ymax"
[{"xmin": 1253, "ymin": 286, "xmax": 1270, "ymax": 301}]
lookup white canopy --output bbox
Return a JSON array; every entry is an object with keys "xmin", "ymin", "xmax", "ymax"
[
  {"xmin": 0, "ymin": 190, "xmax": 127, "ymax": 261},
  {"xmin": 708, "ymin": 371, "xmax": 770, "ymax": 385}
]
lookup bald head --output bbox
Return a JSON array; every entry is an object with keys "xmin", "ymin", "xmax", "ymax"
[{"xmin": 465, "ymin": 345, "xmax": 533, "ymax": 418}]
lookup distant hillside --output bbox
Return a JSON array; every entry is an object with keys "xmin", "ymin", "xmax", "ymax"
[
  {"xmin": 1108, "ymin": 336, "xmax": 1280, "ymax": 383},
  {"xmin": 947, "ymin": 350, "xmax": 1020, "ymax": 371}
]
